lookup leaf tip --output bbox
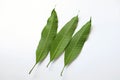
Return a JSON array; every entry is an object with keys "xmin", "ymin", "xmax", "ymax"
[
  {"xmin": 90, "ymin": 17, "xmax": 92, "ymax": 23},
  {"xmin": 52, "ymin": 7, "xmax": 57, "ymax": 16},
  {"xmin": 53, "ymin": 4, "xmax": 57, "ymax": 11}
]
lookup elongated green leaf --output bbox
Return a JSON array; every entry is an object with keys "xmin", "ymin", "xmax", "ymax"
[
  {"xmin": 61, "ymin": 18, "xmax": 91, "ymax": 76},
  {"xmin": 47, "ymin": 16, "xmax": 79, "ymax": 66},
  {"xmin": 29, "ymin": 9, "xmax": 58, "ymax": 74}
]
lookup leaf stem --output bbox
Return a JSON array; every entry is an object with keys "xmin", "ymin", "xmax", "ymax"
[
  {"xmin": 47, "ymin": 61, "xmax": 51, "ymax": 67},
  {"xmin": 60, "ymin": 66, "xmax": 65, "ymax": 76},
  {"xmin": 29, "ymin": 63, "xmax": 37, "ymax": 74}
]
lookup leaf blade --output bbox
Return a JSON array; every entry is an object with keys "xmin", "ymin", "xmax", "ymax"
[
  {"xmin": 65, "ymin": 19, "xmax": 91, "ymax": 66},
  {"xmin": 60, "ymin": 19, "xmax": 91, "ymax": 76},
  {"xmin": 49, "ymin": 16, "xmax": 79, "ymax": 65},
  {"xmin": 36, "ymin": 9, "xmax": 58, "ymax": 63},
  {"xmin": 29, "ymin": 9, "xmax": 58, "ymax": 74}
]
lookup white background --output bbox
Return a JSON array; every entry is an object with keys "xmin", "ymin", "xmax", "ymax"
[{"xmin": 0, "ymin": 0, "xmax": 120, "ymax": 80}]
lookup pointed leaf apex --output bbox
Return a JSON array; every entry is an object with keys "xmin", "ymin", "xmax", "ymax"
[{"xmin": 90, "ymin": 17, "xmax": 92, "ymax": 22}]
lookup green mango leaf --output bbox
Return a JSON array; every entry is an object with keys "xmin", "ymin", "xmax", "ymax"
[
  {"xmin": 61, "ymin": 18, "xmax": 91, "ymax": 76},
  {"xmin": 29, "ymin": 9, "xmax": 58, "ymax": 74},
  {"xmin": 47, "ymin": 16, "xmax": 79, "ymax": 67}
]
